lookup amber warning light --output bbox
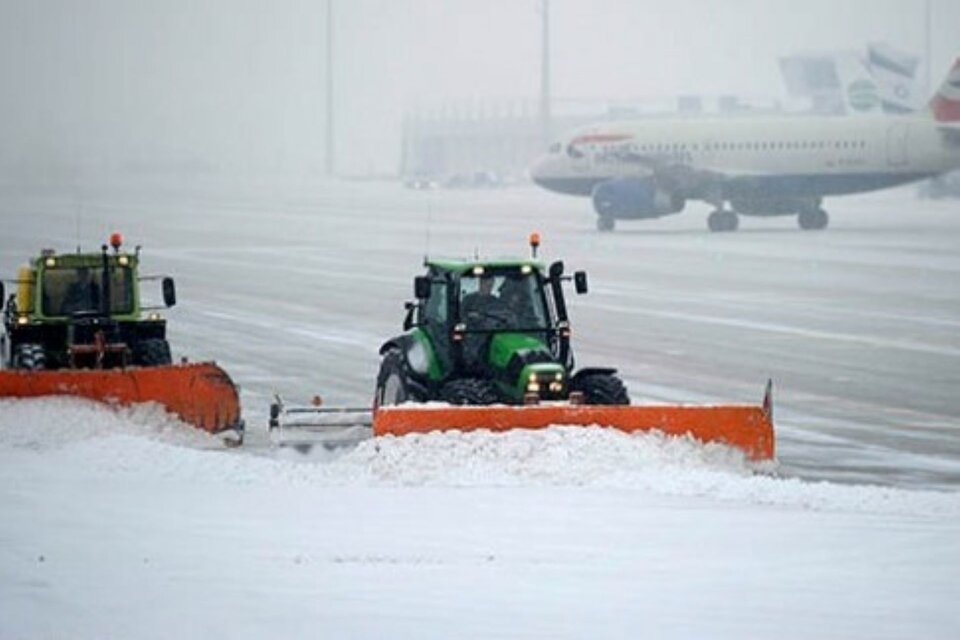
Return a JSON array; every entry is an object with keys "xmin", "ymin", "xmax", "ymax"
[{"xmin": 529, "ymin": 232, "xmax": 541, "ymax": 258}]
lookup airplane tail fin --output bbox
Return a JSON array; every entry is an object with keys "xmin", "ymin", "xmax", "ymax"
[{"xmin": 928, "ymin": 58, "xmax": 960, "ymax": 122}]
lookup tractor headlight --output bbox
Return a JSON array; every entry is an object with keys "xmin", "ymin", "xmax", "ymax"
[
  {"xmin": 148, "ymin": 312, "xmax": 161, "ymax": 321},
  {"xmin": 118, "ymin": 255, "xmax": 129, "ymax": 266},
  {"xmin": 521, "ymin": 264, "xmax": 532, "ymax": 274},
  {"xmin": 17, "ymin": 315, "xmax": 29, "ymax": 325},
  {"xmin": 554, "ymin": 372, "xmax": 563, "ymax": 381},
  {"xmin": 44, "ymin": 257, "xmax": 56, "ymax": 268},
  {"xmin": 548, "ymin": 381, "xmax": 563, "ymax": 393},
  {"xmin": 528, "ymin": 372, "xmax": 538, "ymax": 383},
  {"xmin": 527, "ymin": 381, "xmax": 541, "ymax": 393}
]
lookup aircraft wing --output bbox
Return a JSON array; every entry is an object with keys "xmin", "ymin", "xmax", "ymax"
[
  {"xmin": 608, "ymin": 147, "xmax": 724, "ymax": 196},
  {"xmin": 938, "ymin": 124, "xmax": 960, "ymax": 147}
]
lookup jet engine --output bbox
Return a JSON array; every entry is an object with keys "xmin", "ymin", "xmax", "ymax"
[{"xmin": 591, "ymin": 178, "xmax": 685, "ymax": 219}]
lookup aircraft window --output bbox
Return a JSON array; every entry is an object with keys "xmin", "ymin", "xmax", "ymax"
[
  {"xmin": 566, "ymin": 144, "xmax": 584, "ymax": 159},
  {"xmin": 548, "ymin": 142, "xmax": 562, "ymax": 154}
]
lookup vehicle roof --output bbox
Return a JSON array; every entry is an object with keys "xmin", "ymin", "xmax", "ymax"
[
  {"xmin": 425, "ymin": 257, "xmax": 546, "ymax": 273},
  {"xmin": 33, "ymin": 251, "xmax": 138, "ymax": 269}
]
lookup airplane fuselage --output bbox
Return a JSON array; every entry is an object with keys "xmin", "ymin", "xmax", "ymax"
[{"xmin": 534, "ymin": 114, "xmax": 959, "ymax": 202}]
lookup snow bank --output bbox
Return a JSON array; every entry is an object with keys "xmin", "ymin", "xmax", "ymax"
[{"xmin": 1, "ymin": 397, "xmax": 957, "ymax": 518}]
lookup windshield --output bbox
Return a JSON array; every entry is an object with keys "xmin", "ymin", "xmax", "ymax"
[
  {"xmin": 41, "ymin": 266, "xmax": 135, "ymax": 316},
  {"xmin": 459, "ymin": 270, "xmax": 549, "ymax": 331}
]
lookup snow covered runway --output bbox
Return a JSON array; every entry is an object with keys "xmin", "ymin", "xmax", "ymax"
[
  {"xmin": 2, "ymin": 398, "xmax": 958, "ymax": 639},
  {"xmin": 2, "ymin": 179, "xmax": 959, "ymax": 637}
]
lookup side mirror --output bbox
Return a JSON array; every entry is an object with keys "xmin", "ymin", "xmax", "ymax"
[
  {"xmin": 414, "ymin": 276, "xmax": 431, "ymax": 300},
  {"xmin": 0, "ymin": 282, "xmax": 4, "ymax": 310},
  {"xmin": 574, "ymin": 271, "xmax": 588, "ymax": 294},
  {"xmin": 549, "ymin": 260, "xmax": 565, "ymax": 279},
  {"xmin": 403, "ymin": 301, "xmax": 416, "ymax": 331},
  {"xmin": 162, "ymin": 277, "xmax": 177, "ymax": 307}
]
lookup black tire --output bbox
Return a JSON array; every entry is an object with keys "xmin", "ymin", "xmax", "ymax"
[
  {"xmin": 798, "ymin": 208, "xmax": 828, "ymax": 230},
  {"xmin": 376, "ymin": 349, "xmax": 416, "ymax": 406},
  {"xmin": 13, "ymin": 343, "xmax": 47, "ymax": 371},
  {"xmin": 573, "ymin": 372, "xmax": 630, "ymax": 405},
  {"xmin": 708, "ymin": 210, "xmax": 738, "ymax": 232},
  {"xmin": 596, "ymin": 215, "xmax": 615, "ymax": 232},
  {"xmin": 135, "ymin": 338, "xmax": 172, "ymax": 367},
  {"xmin": 438, "ymin": 377, "xmax": 499, "ymax": 405}
]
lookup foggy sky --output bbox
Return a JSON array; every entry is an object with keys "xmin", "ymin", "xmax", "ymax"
[{"xmin": 1, "ymin": 0, "xmax": 958, "ymax": 179}]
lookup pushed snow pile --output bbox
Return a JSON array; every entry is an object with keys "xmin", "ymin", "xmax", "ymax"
[
  {"xmin": 0, "ymin": 396, "xmax": 221, "ymax": 450},
  {"xmin": 343, "ymin": 426, "xmax": 754, "ymax": 486},
  {"xmin": 2, "ymin": 397, "xmax": 958, "ymax": 517}
]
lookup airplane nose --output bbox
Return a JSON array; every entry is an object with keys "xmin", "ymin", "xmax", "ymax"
[{"xmin": 529, "ymin": 154, "xmax": 551, "ymax": 187}]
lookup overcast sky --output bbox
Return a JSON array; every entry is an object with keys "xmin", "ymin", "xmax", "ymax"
[{"xmin": 1, "ymin": 0, "xmax": 958, "ymax": 178}]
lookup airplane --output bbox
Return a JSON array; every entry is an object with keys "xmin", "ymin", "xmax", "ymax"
[{"xmin": 530, "ymin": 58, "xmax": 960, "ymax": 232}]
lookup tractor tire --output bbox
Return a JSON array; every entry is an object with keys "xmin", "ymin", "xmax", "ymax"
[
  {"xmin": 439, "ymin": 378, "xmax": 499, "ymax": 406},
  {"xmin": 135, "ymin": 339, "xmax": 172, "ymax": 367},
  {"xmin": 573, "ymin": 372, "xmax": 630, "ymax": 405},
  {"xmin": 13, "ymin": 343, "xmax": 47, "ymax": 371},
  {"xmin": 376, "ymin": 349, "xmax": 419, "ymax": 406}
]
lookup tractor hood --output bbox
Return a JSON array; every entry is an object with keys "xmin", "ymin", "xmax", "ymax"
[{"xmin": 487, "ymin": 332, "xmax": 565, "ymax": 399}]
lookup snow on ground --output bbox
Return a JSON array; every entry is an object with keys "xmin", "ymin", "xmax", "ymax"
[{"xmin": 2, "ymin": 399, "xmax": 958, "ymax": 639}]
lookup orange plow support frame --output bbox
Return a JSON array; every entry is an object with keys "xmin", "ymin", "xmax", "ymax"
[
  {"xmin": 0, "ymin": 362, "xmax": 242, "ymax": 435},
  {"xmin": 374, "ymin": 402, "xmax": 775, "ymax": 461}
]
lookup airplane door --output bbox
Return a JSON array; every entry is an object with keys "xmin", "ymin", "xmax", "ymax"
[{"xmin": 886, "ymin": 123, "xmax": 908, "ymax": 167}]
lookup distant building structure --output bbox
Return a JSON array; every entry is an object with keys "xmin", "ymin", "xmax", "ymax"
[{"xmin": 400, "ymin": 42, "xmax": 926, "ymax": 184}]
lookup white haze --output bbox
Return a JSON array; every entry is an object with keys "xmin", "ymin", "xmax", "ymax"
[{"xmin": 1, "ymin": 0, "xmax": 959, "ymax": 179}]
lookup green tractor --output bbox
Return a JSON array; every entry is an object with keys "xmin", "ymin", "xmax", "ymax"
[
  {"xmin": 1, "ymin": 233, "xmax": 177, "ymax": 371},
  {"xmin": 374, "ymin": 249, "xmax": 629, "ymax": 408}
]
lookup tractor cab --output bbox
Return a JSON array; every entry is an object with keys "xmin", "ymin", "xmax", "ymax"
[
  {"xmin": 1, "ymin": 233, "xmax": 177, "ymax": 370},
  {"xmin": 377, "ymin": 235, "xmax": 625, "ymax": 408}
]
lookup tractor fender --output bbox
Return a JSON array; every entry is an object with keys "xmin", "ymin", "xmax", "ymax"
[
  {"xmin": 570, "ymin": 367, "xmax": 618, "ymax": 383},
  {"xmin": 378, "ymin": 335, "xmax": 431, "ymax": 381}
]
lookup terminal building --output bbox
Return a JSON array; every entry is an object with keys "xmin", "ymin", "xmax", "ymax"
[{"xmin": 399, "ymin": 42, "xmax": 926, "ymax": 185}]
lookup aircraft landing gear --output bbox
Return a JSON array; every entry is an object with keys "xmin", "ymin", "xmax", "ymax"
[
  {"xmin": 798, "ymin": 208, "xmax": 829, "ymax": 230},
  {"xmin": 597, "ymin": 215, "xmax": 616, "ymax": 232},
  {"xmin": 707, "ymin": 209, "xmax": 739, "ymax": 232}
]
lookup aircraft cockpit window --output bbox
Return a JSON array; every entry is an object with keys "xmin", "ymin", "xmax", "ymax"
[{"xmin": 566, "ymin": 144, "xmax": 584, "ymax": 159}]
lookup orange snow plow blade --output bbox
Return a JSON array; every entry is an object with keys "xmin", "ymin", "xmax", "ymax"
[
  {"xmin": 374, "ymin": 394, "xmax": 775, "ymax": 461},
  {"xmin": 0, "ymin": 362, "xmax": 242, "ymax": 435}
]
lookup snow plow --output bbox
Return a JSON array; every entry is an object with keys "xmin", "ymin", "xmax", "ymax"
[
  {"xmin": 0, "ymin": 234, "xmax": 244, "ymax": 442},
  {"xmin": 270, "ymin": 235, "xmax": 775, "ymax": 461}
]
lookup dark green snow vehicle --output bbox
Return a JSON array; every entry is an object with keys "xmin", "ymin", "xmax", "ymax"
[{"xmin": 374, "ymin": 256, "xmax": 629, "ymax": 407}]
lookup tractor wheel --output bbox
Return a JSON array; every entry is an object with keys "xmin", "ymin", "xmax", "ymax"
[
  {"xmin": 13, "ymin": 343, "xmax": 47, "ymax": 371},
  {"xmin": 439, "ymin": 378, "xmax": 499, "ymax": 405},
  {"xmin": 376, "ymin": 349, "xmax": 417, "ymax": 406},
  {"xmin": 135, "ymin": 339, "xmax": 172, "ymax": 367},
  {"xmin": 573, "ymin": 372, "xmax": 630, "ymax": 405}
]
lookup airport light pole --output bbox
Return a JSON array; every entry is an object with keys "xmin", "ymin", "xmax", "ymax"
[
  {"xmin": 924, "ymin": 0, "xmax": 932, "ymax": 97},
  {"xmin": 539, "ymin": 0, "xmax": 551, "ymax": 149},
  {"xmin": 326, "ymin": 0, "xmax": 335, "ymax": 177}
]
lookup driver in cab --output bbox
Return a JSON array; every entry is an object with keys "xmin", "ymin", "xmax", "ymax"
[{"xmin": 461, "ymin": 274, "xmax": 512, "ymax": 329}]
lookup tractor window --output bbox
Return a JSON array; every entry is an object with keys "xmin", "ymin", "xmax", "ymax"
[
  {"xmin": 41, "ymin": 266, "xmax": 134, "ymax": 316},
  {"xmin": 460, "ymin": 271, "xmax": 549, "ymax": 331},
  {"xmin": 422, "ymin": 280, "xmax": 447, "ymax": 326}
]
